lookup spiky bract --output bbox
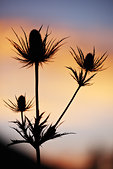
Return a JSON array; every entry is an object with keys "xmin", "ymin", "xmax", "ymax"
[{"xmin": 8, "ymin": 113, "xmax": 70, "ymax": 148}]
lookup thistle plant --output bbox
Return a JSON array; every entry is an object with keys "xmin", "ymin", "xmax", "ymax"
[
  {"xmin": 4, "ymin": 95, "xmax": 33, "ymax": 123},
  {"xmin": 54, "ymin": 47, "xmax": 107, "ymax": 127},
  {"xmin": 6, "ymin": 26, "xmax": 68, "ymax": 168},
  {"xmin": 5, "ymin": 26, "xmax": 107, "ymax": 168}
]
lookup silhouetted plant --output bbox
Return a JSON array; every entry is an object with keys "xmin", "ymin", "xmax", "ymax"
[
  {"xmin": 4, "ymin": 95, "xmax": 33, "ymax": 123},
  {"xmin": 70, "ymin": 47, "xmax": 107, "ymax": 72},
  {"xmin": 5, "ymin": 26, "xmax": 107, "ymax": 168},
  {"xmin": 8, "ymin": 26, "xmax": 67, "ymax": 67},
  {"xmin": 8, "ymin": 112, "xmax": 71, "ymax": 148},
  {"xmin": 54, "ymin": 47, "xmax": 107, "ymax": 127},
  {"xmin": 7, "ymin": 26, "xmax": 67, "ymax": 168}
]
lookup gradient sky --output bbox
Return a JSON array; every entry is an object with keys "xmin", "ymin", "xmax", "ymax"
[
  {"xmin": 0, "ymin": 0, "xmax": 113, "ymax": 168},
  {"xmin": 1, "ymin": 0, "xmax": 113, "ymax": 28}
]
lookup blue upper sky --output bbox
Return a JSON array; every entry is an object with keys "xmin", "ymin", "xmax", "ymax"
[{"xmin": 1, "ymin": 0, "xmax": 113, "ymax": 29}]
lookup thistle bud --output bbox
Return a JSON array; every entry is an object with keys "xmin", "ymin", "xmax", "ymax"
[
  {"xmin": 29, "ymin": 29, "xmax": 43, "ymax": 57},
  {"xmin": 84, "ymin": 53, "xmax": 94, "ymax": 71},
  {"xmin": 17, "ymin": 95, "xmax": 26, "ymax": 112}
]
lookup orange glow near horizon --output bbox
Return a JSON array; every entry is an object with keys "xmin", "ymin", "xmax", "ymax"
[{"xmin": 0, "ymin": 18, "xmax": 113, "ymax": 168}]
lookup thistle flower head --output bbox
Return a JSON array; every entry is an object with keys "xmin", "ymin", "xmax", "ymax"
[
  {"xmin": 8, "ymin": 26, "xmax": 67, "ymax": 67},
  {"xmin": 84, "ymin": 53, "xmax": 94, "ymax": 71},
  {"xmin": 4, "ymin": 95, "xmax": 33, "ymax": 112},
  {"xmin": 70, "ymin": 47, "xmax": 107, "ymax": 72},
  {"xmin": 17, "ymin": 95, "xmax": 26, "ymax": 112},
  {"xmin": 29, "ymin": 29, "xmax": 43, "ymax": 59}
]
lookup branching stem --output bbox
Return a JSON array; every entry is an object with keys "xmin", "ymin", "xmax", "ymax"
[{"xmin": 55, "ymin": 85, "xmax": 81, "ymax": 127}]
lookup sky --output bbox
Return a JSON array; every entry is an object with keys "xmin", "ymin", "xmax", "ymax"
[
  {"xmin": 1, "ymin": 0, "xmax": 113, "ymax": 29},
  {"xmin": 0, "ymin": 0, "xmax": 113, "ymax": 168}
]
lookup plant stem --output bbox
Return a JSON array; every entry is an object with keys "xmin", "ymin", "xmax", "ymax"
[
  {"xmin": 35, "ymin": 62, "xmax": 40, "ymax": 167},
  {"xmin": 21, "ymin": 111, "xmax": 23, "ymax": 124},
  {"xmin": 55, "ymin": 85, "xmax": 81, "ymax": 127},
  {"xmin": 83, "ymin": 70, "xmax": 88, "ymax": 82},
  {"xmin": 36, "ymin": 147, "xmax": 40, "ymax": 168},
  {"xmin": 35, "ymin": 62, "xmax": 39, "ymax": 119}
]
